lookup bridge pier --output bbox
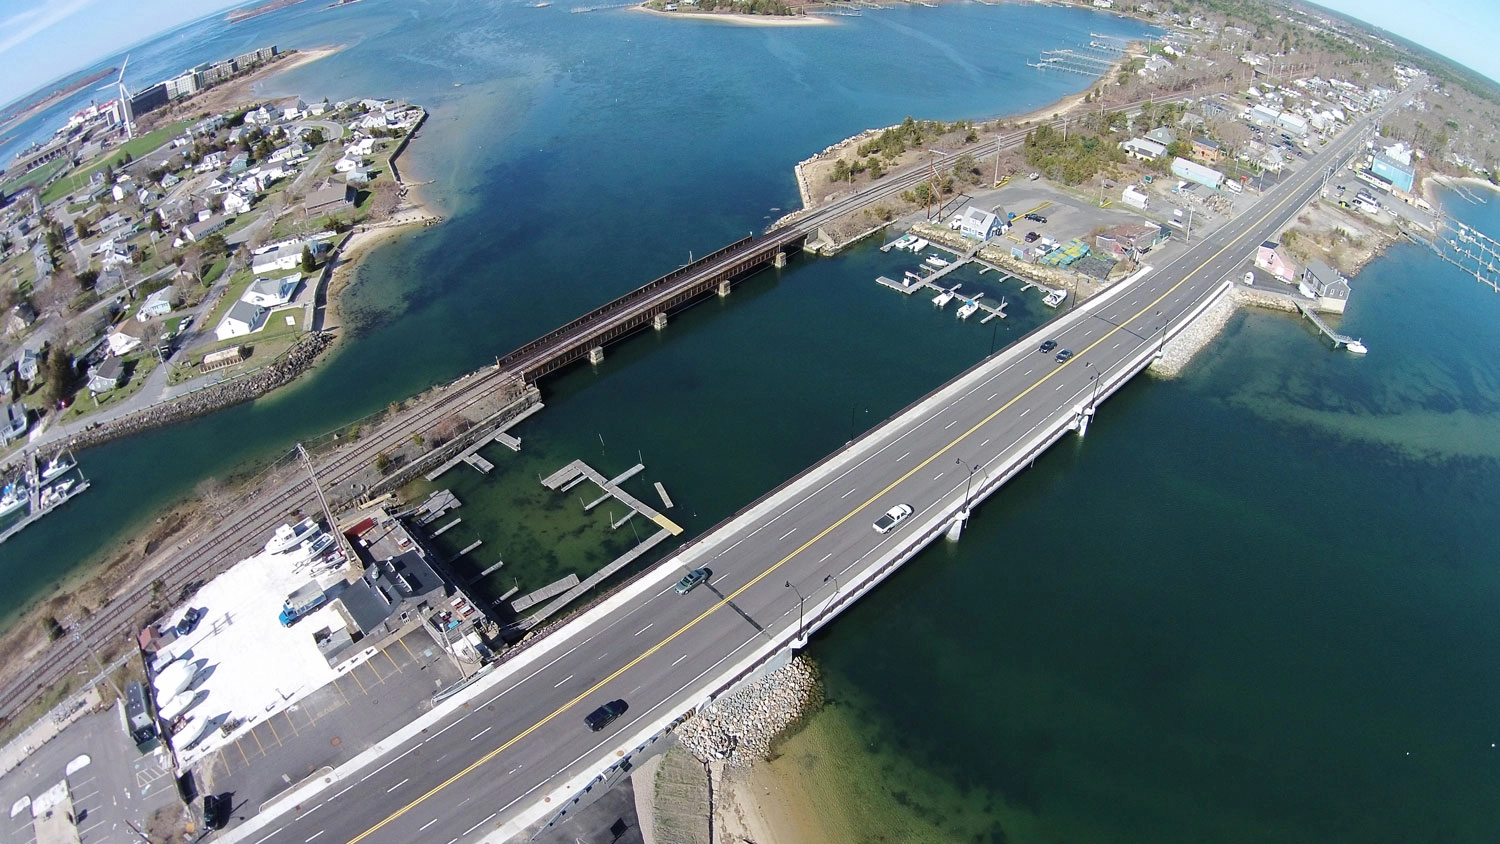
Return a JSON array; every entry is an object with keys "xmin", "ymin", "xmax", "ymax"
[
  {"xmin": 1074, "ymin": 405, "xmax": 1095, "ymax": 437},
  {"xmin": 588, "ymin": 346, "xmax": 605, "ymax": 366},
  {"xmin": 945, "ymin": 508, "xmax": 969, "ymax": 541},
  {"xmin": 773, "ymin": 251, "xmax": 787, "ymax": 269},
  {"xmin": 717, "ymin": 279, "xmax": 731, "ymax": 298},
  {"xmin": 652, "ymin": 313, "xmax": 668, "ymax": 331}
]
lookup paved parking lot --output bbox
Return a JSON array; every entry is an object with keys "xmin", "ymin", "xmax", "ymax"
[
  {"xmin": 198, "ymin": 629, "xmax": 462, "ymax": 812},
  {"xmin": 1, "ymin": 704, "xmax": 179, "ymax": 844}
]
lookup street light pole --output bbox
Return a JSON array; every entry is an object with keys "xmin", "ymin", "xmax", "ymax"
[
  {"xmin": 848, "ymin": 404, "xmax": 867, "ymax": 444},
  {"xmin": 785, "ymin": 580, "xmax": 805, "ymax": 642}
]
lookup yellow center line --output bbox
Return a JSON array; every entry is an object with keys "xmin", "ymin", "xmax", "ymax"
[{"xmin": 347, "ymin": 139, "xmax": 1343, "ymax": 844}]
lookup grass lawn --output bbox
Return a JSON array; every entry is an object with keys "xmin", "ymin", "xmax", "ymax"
[
  {"xmin": 58, "ymin": 352, "xmax": 162, "ymax": 424},
  {"xmin": 39, "ymin": 120, "xmax": 192, "ymax": 206},
  {"xmin": 0, "ymin": 158, "xmax": 67, "ymax": 197},
  {"xmin": 169, "ymin": 308, "xmax": 304, "ymax": 384},
  {"xmin": 202, "ymin": 257, "xmax": 228, "ymax": 287},
  {"xmin": 199, "ymin": 267, "xmax": 254, "ymax": 329}
]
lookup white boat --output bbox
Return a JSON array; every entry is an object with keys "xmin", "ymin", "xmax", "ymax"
[
  {"xmin": 40, "ymin": 455, "xmax": 74, "ymax": 483},
  {"xmin": 1042, "ymin": 289, "xmax": 1067, "ymax": 308},
  {"xmin": 0, "ymin": 483, "xmax": 26, "ymax": 518},
  {"xmin": 925, "ymin": 256, "xmax": 950, "ymax": 268},
  {"xmin": 932, "ymin": 288, "xmax": 957, "ymax": 308},
  {"xmin": 957, "ymin": 299, "xmax": 981, "ymax": 320},
  {"xmin": 883, "ymin": 234, "xmax": 915, "ymax": 252},
  {"xmin": 39, "ymin": 479, "xmax": 74, "ymax": 509},
  {"xmin": 908, "ymin": 238, "xmax": 929, "ymax": 252},
  {"xmin": 1345, "ymin": 339, "xmax": 1368, "ymax": 354},
  {"xmin": 266, "ymin": 518, "xmax": 319, "ymax": 554}
]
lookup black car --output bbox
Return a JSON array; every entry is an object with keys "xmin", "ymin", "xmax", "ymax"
[
  {"xmin": 1024, "ymin": 231, "xmax": 1040, "ymax": 243},
  {"xmin": 1055, "ymin": 349, "xmax": 1075, "ymax": 364},
  {"xmin": 1025, "ymin": 213, "xmax": 1048, "ymax": 223},
  {"xmin": 203, "ymin": 793, "xmax": 230, "ymax": 830},
  {"xmin": 585, "ymin": 699, "xmax": 628, "ymax": 732},
  {"xmin": 177, "ymin": 608, "xmax": 202, "ymax": 635},
  {"xmin": 1039, "ymin": 339, "xmax": 1058, "ymax": 353}
]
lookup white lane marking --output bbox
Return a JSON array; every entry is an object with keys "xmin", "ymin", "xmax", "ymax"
[
  {"xmin": 554, "ymin": 674, "xmax": 574, "ymax": 688},
  {"xmin": 1112, "ymin": 342, "xmax": 1121, "ymax": 350},
  {"xmin": 368, "ymin": 746, "xmax": 419, "ymax": 779},
  {"xmin": 672, "ymin": 654, "xmax": 689, "ymax": 666},
  {"xmin": 333, "ymin": 784, "xmax": 355, "ymax": 800},
  {"xmin": 933, "ymin": 472, "xmax": 944, "ymax": 481},
  {"xmin": 819, "ymin": 552, "xmax": 832, "ymax": 563},
  {"xmin": 464, "ymin": 814, "xmax": 498, "ymax": 836},
  {"xmin": 779, "ymin": 527, "xmax": 797, "ymax": 541},
  {"xmin": 1021, "ymin": 408, "xmax": 1031, "ymax": 416},
  {"xmin": 944, "ymin": 420, "xmax": 957, "ymax": 430},
  {"xmin": 420, "ymin": 819, "xmax": 439, "ymax": 832},
  {"xmin": 1025, "ymin": 368, "xmax": 1033, "ymax": 376},
  {"xmin": 841, "ymin": 488, "xmax": 856, "ymax": 499},
  {"xmin": 897, "ymin": 451, "xmax": 910, "ymax": 461},
  {"xmin": 987, "ymin": 392, "xmax": 998, "ymax": 400},
  {"xmin": 636, "ymin": 623, "xmax": 653, "ymax": 636},
  {"xmin": 252, "ymin": 826, "xmax": 285, "ymax": 844},
  {"xmin": 306, "ymin": 831, "xmax": 326, "ymax": 842},
  {"xmin": 1055, "ymin": 382, "xmax": 1064, "ymax": 390},
  {"xmin": 980, "ymin": 438, "xmax": 990, "ymax": 448},
  {"xmin": 386, "ymin": 778, "xmax": 409, "ymax": 793},
  {"xmin": 472, "ymin": 726, "xmax": 492, "ymax": 741}
]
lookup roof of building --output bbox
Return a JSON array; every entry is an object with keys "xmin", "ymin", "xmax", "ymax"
[
  {"xmin": 338, "ymin": 550, "xmax": 449, "ymax": 636},
  {"xmin": 224, "ymin": 300, "xmax": 266, "ymax": 327},
  {"xmin": 97, "ymin": 356, "xmax": 124, "ymax": 379}
]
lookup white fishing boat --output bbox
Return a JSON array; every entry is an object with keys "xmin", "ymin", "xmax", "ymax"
[
  {"xmin": 1345, "ymin": 339, "xmax": 1368, "ymax": 354},
  {"xmin": 908, "ymin": 238, "xmax": 929, "ymax": 252},
  {"xmin": 0, "ymin": 483, "xmax": 26, "ymax": 517},
  {"xmin": 957, "ymin": 299, "xmax": 981, "ymax": 320},
  {"xmin": 925, "ymin": 256, "xmax": 950, "ymax": 268},
  {"xmin": 265, "ymin": 518, "xmax": 319, "ymax": 554},
  {"xmin": 1042, "ymin": 289, "xmax": 1067, "ymax": 308},
  {"xmin": 39, "ymin": 455, "xmax": 74, "ymax": 484},
  {"xmin": 883, "ymin": 234, "xmax": 916, "ymax": 252},
  {"xmin": 932, "ymin": 285, "xmax": 959, "ymax": 308},
  {"xmin": 38, "ymin": 479, "xmax": 74, "ymax": 509}
]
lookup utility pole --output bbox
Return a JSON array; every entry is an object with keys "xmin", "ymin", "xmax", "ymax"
[{"xmin": 297, "ymin": 443, "xmax": 357, "ymax": 570}]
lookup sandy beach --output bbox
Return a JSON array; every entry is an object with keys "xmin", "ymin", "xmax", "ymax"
[{"xmin": 630, "ymin": 4, "xmax": 834, "ymax": 26}]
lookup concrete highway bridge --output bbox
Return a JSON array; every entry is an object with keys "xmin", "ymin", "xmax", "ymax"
[{"xmin": 215, "ymin": 111, "xmax": 1380, "ymax": 844}]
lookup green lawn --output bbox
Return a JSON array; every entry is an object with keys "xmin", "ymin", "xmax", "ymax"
[
  {"xmin": 58, "ymin": 352, "xmax": 161, "ymax": 424},
  {"xmin": 39, "ymin": 120, "xmax": 192, "ymax": 206},
  {"xmin": 0, "ymin": 158, "xmax": 67, "ymax": 197},
  {"xmin": 171, "ymin": 308, "xmax": 304, "ymax": 383},
  {"xmin": 200, "ymin": 267, "xmax": 254, "ymax": 329}
]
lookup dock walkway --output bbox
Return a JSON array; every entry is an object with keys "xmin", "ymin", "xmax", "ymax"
[
  {"xmin": 424, "ymin": 402, "xmax": 545, "ymax": 481},
  {"xmin": 524, "ymin": 529, "xmax": 674, "ymax": 627},
  {"xmin": 511, "ymin": 574, "xmax": 581, "ymax": 612},
  {"xmin": 1293, "ymin": 302, "xmax": 1364, "ymax": 350},
  {"xmin": 541, "ymin": 460, "xmax": 683, "ymax": 537}
]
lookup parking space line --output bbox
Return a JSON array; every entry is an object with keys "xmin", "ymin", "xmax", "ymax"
[
  {"xmin": 250, "ymin": 726, "xmax": 267, "ymax": 756},
  {"xmin": 347, "ymin": 669, "xmax": 368, "ymax": 695},
  {"xmin": 266, "ymin": 717, "xmax": 283, "ymax": 746},
  {"xmin": 237, "ymin": 739, "xmax": 251, "ymax": 765},
  {"xmin": 332, "ymin": 676, "xmax": 353, "ymax": 704},
  {"xmin": 215, "ymin": 748, "xmax": 231, "ymax": 776},
  {"xmin": 281, "ymin": 710, "xmax": 300, "ymax": 736},
  {"xmin": 302, "ymin": 705, "xmax": 319, "ymax": 728},
  {"xmin": 384, "ymin": 649, "xmax": 403, "ymax": 674},
  {"xmin": 400, "ymin": 638, "xmax": 418, "ymax": 662},
  {"xmin": 364, "ymin": 659, "xmax": 385, "ymax": 684}
]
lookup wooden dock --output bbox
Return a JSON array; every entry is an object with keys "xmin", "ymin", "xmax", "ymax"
[
  {"xmin": 424, "ymin": 401, "xmax": 544, "ymax": 481},
  {"xmin": 431, "ymin": 518, "xmax": 462, "ymax": 537},
  {"xmin": 654, "ymin": 482, "xmax": 673, "ymax": 509},
  {"xmin": 414, "ymin": 490, "xmax": 461, "ymax": 525},
  {"xmin": 524, "ymin": 529, "xmax": 673, "ymax": 627},
  {"xmin": 511, "ymin": 574, "xmax": 581, "ymax": 612},
  {"xmin": 0, "ymin": 479, "xmax": 92, "ymax": 547},
  {"xmin": 541, "ymin": 459, "xmax": 683, "ymax": 536},
  {"xmin": 449, "ymin": 539, "xmax": 482, "ymax": 562}
]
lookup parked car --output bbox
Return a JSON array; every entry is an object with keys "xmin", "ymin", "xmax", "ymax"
[
  {"xmin": 1055, "ymin": 348, "xmax": 1075, "ymax": 363},
  {"xmin": 1024, "ymin": 231, "xmax": 1040, "ymax": 243},
  {"xmin": 1025, "ymin": 213, "xmax": 1047, "ymax": 223},
  {"xmin": 176, "ymin": 607, "xmax": 202, "ymax": 635},
  {"xmin": 203, "ymin": 793, "xmax": 230, "ymax": 830},
  {"xmin": 873, "ymin": 503, "xmax": 914, "ymax": 534},
  {"xmin": 1039, "ymin": 339, "xmax": 1058, "ymax": 353},
  {"xmin": 675, "ymin": 567, "xmax": 710, "ymax": 595},
  {"xmin": 585, "ymin": 699, "xmax": 628, "ymax": 732}
]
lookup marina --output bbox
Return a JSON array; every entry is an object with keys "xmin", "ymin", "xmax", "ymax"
[{"xmin": 0, "ymin": 450, "xmax": 90, "ymax": 547}]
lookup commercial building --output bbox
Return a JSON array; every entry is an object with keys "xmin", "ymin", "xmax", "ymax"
[
  {"xmin": 1171, "ymin": 157, "xmax": 1224, "ymax": 190},
  {"xmin": 1254, "ymin": 240, "xmax": 1299, "ymax": 282},
  {"xmin": 1370, "ymin": 152, "xmax": 1416, "ymax": 193},
  {"xmin": 956, "ymin": 205, "xmax": 1004, "ymax": 240},
  {"xmin": 129, "ymin": 82, "xmax": 170, "ymax": 119}
]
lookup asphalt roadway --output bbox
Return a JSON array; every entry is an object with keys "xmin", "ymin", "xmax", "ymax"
[{"xmin": 223, "ymin": 112, "xmax": 1381, "ymax": 844}]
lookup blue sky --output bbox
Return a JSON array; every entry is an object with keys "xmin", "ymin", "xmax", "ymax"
[{"xmin": 1, "ymin": 0, "xmax": 1498, "ymax": 108}]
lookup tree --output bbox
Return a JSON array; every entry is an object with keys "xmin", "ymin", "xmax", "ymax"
[
  {"xmin": 76, "ymin": 269, "xmax": 98, "ymax": 291},
  {"xmin": 74, "ymin": 219, "xmax": 91, "ymax": 241},
  {"xmin": 44, "ymin": 346, "xmax": 74, "ymax": 406},
  {"xmin": 304, "ymin": 128, "xmax": 324, "ymax": 146},
  {"xmin": 951, "ymin": 153, "xmax": 980, "ymax": 184},
  {"xmin": 200, "ymin": 233, "xmax": 228, "ymax": 256},
  {"xmin": 102, "ymin": 164, "xmax": 114, "ymax": 185},
  {"xmin": 300, "ymin": 245, "xmax": 316, "ymax": 273},
  {"xmin": 149, "ymin": 210, "xmax": 164, "ymax": 233}
]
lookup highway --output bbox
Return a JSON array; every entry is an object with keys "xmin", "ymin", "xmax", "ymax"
[{"xmin": 224, "ymin": 110, "xmax": 1379, "ymax": 844}]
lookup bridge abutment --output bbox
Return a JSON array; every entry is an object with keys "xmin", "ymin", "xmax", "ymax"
[
  {"xmin": 717, "ymin": 279, "xmax": 731, "ymax": 298},
  {"xmin": 588, "ymin": 346, "xmax": 605, "ymax": 365},
  {"xmin": 773, "ymin": 251, "xmax": 787, "ymax": 268},
  {"xmin": 653, "ymin": 313, "xmax": 668, "ymax": 331}
]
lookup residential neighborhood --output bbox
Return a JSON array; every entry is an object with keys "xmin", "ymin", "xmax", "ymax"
[{"xmin": 0, "ymin": 50, "xmax": 425, "ymax": 453}]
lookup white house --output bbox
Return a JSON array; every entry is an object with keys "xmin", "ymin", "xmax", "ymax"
[
  {"xmin": 1121, "ymin": 137, "xmax": 1167, "ymax": 161},
  {"xmin": 106, "ymin": 324, "xmax": 145, "ymax": 356},
  {"xmin": 334, "ymin": 156, "xmax": 364, "ymax": 174},
  {"xmin": 215, "ymin": 301, "xmax": 268, "ymax": 341},
  {"xmin": 251, "ymin": 241, "xmax": 310, "ymax": 275},
  {"xmin": 956, "ymin": 206, "xmax": 1004, "ymax": 240},
  {"xmin": 136, "ymin": 288, "xmax": 174, "ymax": 322},
  {"xmin": 241, "ymin": 273, "xmax": 301, "ymax": 308},
  {"xmin": 224, "ymin": 192, "xmax": 253, "ymax": 215}
]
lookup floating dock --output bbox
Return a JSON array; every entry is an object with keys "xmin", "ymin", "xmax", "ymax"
[
  {"xmin": 424, "ymin": 401, "xmax": 545, "ymax": 481},
  {"xmin": 413, "ymin": 490, "xmax": 461, "ymax": 525},
  {"xmin": 431, "ymin": 518, "xmax": 462, "ymax": 537},
  {"xmin": 1294, "ymin": 302, "xmax": 1368, "ymax": 353},
  {"xmin": 463, "ymin": 454, "xmax": 494, "ymax": 474},
  {"xmin": 541, "ymin": 460, "xmax": 683, "ymax": 536},
  {"xmin": 523, "ymin": 529, "xmax": 674, "ymax": 628},
  {"xmin": 450, "ymin": 539, "xmax": 483, "ymax": 562},
  {"xmin": 654, "ymin": 482, "xmax": 673, "ymax": 509},
  {"xmin": 511, "ymin": 574, "xmax": 581, "ymax": 612}
]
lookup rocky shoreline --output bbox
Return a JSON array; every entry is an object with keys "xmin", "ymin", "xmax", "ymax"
[
  {"xmin": 1150, "ymin": 285, "xmax": 1301, "ymax": 378},
  {"xmin": 675, "ymin": 655, "xmax": 822, "ymax": 766},
  {"xmin": 58, "ymin": 331, "xmax": 335, "ymax": 452}
]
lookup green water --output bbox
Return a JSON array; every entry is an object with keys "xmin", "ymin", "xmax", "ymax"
[{"xmin": 780, "ymin": 212, "xmax": 1500, "ymax": 843}]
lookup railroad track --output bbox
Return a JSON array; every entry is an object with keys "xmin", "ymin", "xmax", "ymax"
[{"xmin": 1, "ymin": 93, "xmax": 1191, "ymax": 722}]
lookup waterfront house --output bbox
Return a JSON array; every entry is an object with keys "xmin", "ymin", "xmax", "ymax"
[
  {"xmin": 1095, "ymin": 223, "xmax": 1165, "ymax": 259},
  {"xmin": 215, "ymin": 301, "xmax": 268, "ymax": 341},
  {"xmin": 0, "ymin": 403, "xmax": 27, "ymax": 446},
  {"xmin": 252, "ymin": 239, "xmax": 325, "ymax": 275},
  {"xmin": 957, "ymin": 206, "xmax": 1005, "ymax": 240},
  {"xmin": 1254, "ymin": 240, "xmax": 1299, "ymax": 282},
  {"xmin": 241, "ymin": 273, "xmax": 301, "ymax": 309},
  {"xmin": 334, "ymin": 156, "xmax": 363, "ymax": 174},
  {"xmin": 1301, "ymin": 260, "xmax": 1350, "ymax": 313},
  {"xmin": 88, "ymin": 356, "xmax": 125, "ymax": 394},
  {"xmin": 304, "ymin": 183, "xmax": 355, "ymax": 218}
]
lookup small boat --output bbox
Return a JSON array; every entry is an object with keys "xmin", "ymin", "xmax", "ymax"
[
  {"xmin": 40, "ymin": 455, "xmax": 74, "ymax": 484},
  {"xmin": 925, "ymin": 256, "xmax": 950, "ymax": 268},
  {"xmin": 1345, "ymin": 339, "xmax": 1368, "ymax": 354},
  {"xmin": 266, "ymin": 518, "xmax": 318, "ymax": 554},
  {"xmin": 957, "ymin": 299, "xmax": 981, "ymax": 320},
  {"xmin": 883, "ymin": 234, "xmax": 915, "ymax": 252},
  {"xmin": 0, "ymin": 483, "xmax": 26, "ymax": 517},
  {"xmin": 1042, "ymin": 289, "xmax": 1067, "ymax": 308},
  {"xmin": 932, "ymin": 287, "xmax": 957, "ymax": 308},
  {"xmin": 39, "ymin": 479, "xmax": 74, "ymax": 509},
  {"xmin": 908, "ymin": 238, "xmax": 929, "ymax": 253}
]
